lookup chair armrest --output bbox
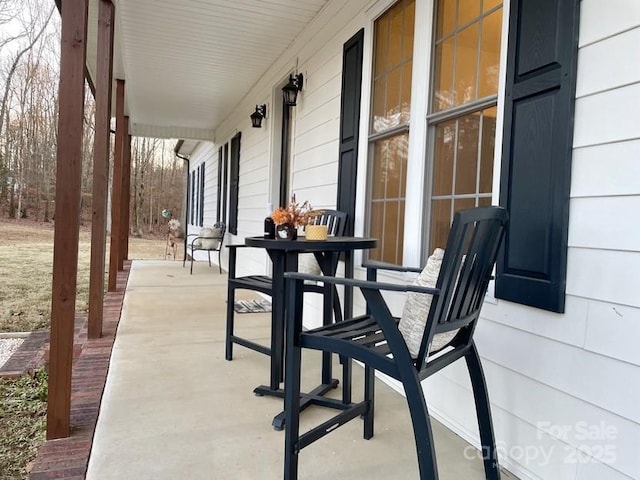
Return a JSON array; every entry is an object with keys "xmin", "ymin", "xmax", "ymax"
[
  {"xmin": 284, "ymin": 272, "xmax": 439, "ymax": 296},
  {"xmin": 362, "ymin": 260, "xmax": 423, "ymax": 274}
]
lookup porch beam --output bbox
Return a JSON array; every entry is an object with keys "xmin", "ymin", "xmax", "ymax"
[
  {"xmin": 108, "ymin": 79, "xmax": 125, "ymax": 290},
  {"xmin": 47, "ymin": 0, "xmax": 89, "ymax": 440},
  {"xmin": 88, "ymin": 0, "xmax": 115, "ymax": 339},
  {"xmin": 120, "ymin": 118, "xmax": 131, "ymax": 262}
]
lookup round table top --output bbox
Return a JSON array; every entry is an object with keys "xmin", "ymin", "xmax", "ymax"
[{"xmin": 245, "ymin": 235, "xmax": 378, "ymax": 252}]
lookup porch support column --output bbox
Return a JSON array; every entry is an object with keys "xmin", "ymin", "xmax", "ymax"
[
  {"xmin": 47, "ymin": 0, "xmax": 89, "ymax": 440},
  {"xmin": 120, "ymin": 118, "xmax": 131, "ymax": 261},
  {"xmin": 108, "ymin": 79, "xmax": 125, "ymax": 291},
  {"xmin": 88, "ymin": 0, "xmax": 114, "ymax": 339}
]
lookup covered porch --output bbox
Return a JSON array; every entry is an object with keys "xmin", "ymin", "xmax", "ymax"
[{"xmin": 37, "ymin": 260, "xmax": 497, "ymax": 478}]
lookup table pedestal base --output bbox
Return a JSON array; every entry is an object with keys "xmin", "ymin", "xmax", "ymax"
[{"xmin": 253, "ymin": 379, "xmax": 340, "ymax": 430}]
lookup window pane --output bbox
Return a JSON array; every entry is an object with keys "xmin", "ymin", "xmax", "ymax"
[
  {"xmin": 388, "ymin": 4, "xmax": 404, "ymax": 69},
  {"xmin": 401, "ymin": 61, "xmax": 412, "ymax": 122},
  {"xmin": 479, "ymin": 107, "xmax": 496, "ymax": 193},
  {"xmin": 371, "ymin": 0, "xmax": 415, "ymax": 134},
  {"xmin": 386, "ymin": 67, "xmax": 402, "ymax": 124},
  {"xmin": 372, "ymin": 140, "xmax": 387, "ymax": 199},
  {"xmin": 483, "ymin": 0, "xmax": 501, "ymax": 12},
  {"xmin": 455, "ymin": 113, "xmax": 480, "ymax": 195},
  {"xmin": 454, "ymin": 197, "xmax": 476, "ymax": 213},
  {"xmin": 436, "ymin": 0, "xmax": 456, "ymax": 38},
  {"xmin": 478, "ymin": 8, "xmax": 502, "ymax": 98},
  {"xmin": 372, "ymin": 78, "xmax": 386, "ymax": 132},
  {"xmin": 403, "ymin": 1, "xmax": 415, "ymax": 60},
  {"xmin": 458, "ymin": 0, "xmax": 481, "ymax": 26},
  {"xmin": 369, "ymin": 134, "xmax": 408, "ymax": 264},
  {"xmin": 454, "ymin": 24, "xmax": 479, "ymax": 106},
  {"xmin": 430, "ymin": 199, "xmax": 452, "ymax": 250},
  {"xmin": 478, "ymin": 196, "xmax": 492, "ymax": 207},
  {"xmin": 433, "ymin": 37, "xmax": 454, "ymax": 111},
  {"xmin": 383, "ymin": 200, "xmax": 401, "ymax": 262},
  {"xmin": 374, "ymin": 18, "xmax": 389, "ymax": 77},
  {"xmin": 369, "ymin": 201, "xmax": 385, "ymax": 261},
  {"xmin": 433, "ymin": 120, "xmax": 455, "ymax": 195}
]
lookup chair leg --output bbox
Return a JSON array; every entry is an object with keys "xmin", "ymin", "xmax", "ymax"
[
  {"xmin": 401, "ymin": 369, "xmax": 439, "ymax": 480},
  {"xmin": 208, "ymin": 251, "xmax": 212, "ymax": 267},
  {"xmin": 225, "ymin": 285, "xmax": 235, "ymax": 361},
  {"xmin": 283, "ymin": 330, "xmax": 303, "ymax": 479},
  {"xmin": 363, "ymin": 365, "xmax": 375, "ymax": 440},
  {"xmin": 218, "ymin": 249, "xmax": 222, "ymax": 274},
  {"xmin": 190, "ymin": 254, "xmax": 194, "ymax": 274},
  {"xmin": 465, "ymin": 344, "xmax": 501, "ymax": 480}
]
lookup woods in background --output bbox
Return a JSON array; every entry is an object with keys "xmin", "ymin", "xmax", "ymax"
[{"xmin": 0, "ymin": 1, "xmax": 185, "ymax": 235}]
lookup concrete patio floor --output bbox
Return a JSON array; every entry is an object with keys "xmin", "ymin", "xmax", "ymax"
[{"xmin": 86, "ymin": 260, "xmax": 489, "ymax": 479}]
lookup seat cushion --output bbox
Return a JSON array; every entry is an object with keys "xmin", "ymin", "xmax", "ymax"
[
  {"xmin": 197, "ymin": 226, "xmax": 222, "ymax": 249},
  {"xmin": 398, "ymin": 248, "xmax": 455, "ymax": 357}
]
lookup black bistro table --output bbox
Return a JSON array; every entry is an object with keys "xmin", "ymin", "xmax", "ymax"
[{"xmin": 244, "ymin": 235, "xmax": 377, "ymax": 429}]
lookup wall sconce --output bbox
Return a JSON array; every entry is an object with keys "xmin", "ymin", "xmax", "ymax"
[
  {"xmin": 250, "ymin": 104, "xmax": 267, "ymax": 128},
  {"xmin": 282, "ymin": 73, "xmax": 303, "ymax": 106}
]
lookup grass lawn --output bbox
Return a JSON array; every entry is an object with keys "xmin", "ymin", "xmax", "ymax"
[{"xmin": 0, "ymin": 218, "xmax": 171, "ymax": 478}]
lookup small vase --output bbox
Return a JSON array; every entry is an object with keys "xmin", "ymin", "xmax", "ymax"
[{"xmin": 276, "ymin": 223, "xmax": 297, "ymax": 240}]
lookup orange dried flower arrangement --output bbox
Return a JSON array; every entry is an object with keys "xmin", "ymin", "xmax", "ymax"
[{"xmin": 271, "ymin": 195, "xmax": 323, "ymax": 227}]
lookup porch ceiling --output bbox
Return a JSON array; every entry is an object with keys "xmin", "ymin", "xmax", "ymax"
[{"xmin": 86, "ymin": 0, "xmax": 329, "ymax": 141}]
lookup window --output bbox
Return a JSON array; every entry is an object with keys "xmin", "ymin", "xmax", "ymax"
[
  {"xmin": 367, "ymin": 0, "xmax": 415, "ymax": 265},
  {"xmin": 427, "ymin": 0, "xmax": 502, "ymax": 250}
]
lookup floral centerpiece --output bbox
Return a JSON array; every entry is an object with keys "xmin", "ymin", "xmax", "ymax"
[{"xmin": 271, "ymin": 195, "xmax": 322, "ymax": 239}]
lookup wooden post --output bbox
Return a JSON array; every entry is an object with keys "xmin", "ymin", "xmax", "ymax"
[
  {"xmin": 108, "ymin": 79, "xmax": 125, "ymax": 290},
  {"xmin": 88, "ymin": 0, "xmax": 114, "ymax": 339},
  {"xmin": 47, "ymin": 0, "xmax": 89, "ymax": 440},
  {"xmin": 120, "ymin": 118, "xmax": 131, "ymax": 262}
]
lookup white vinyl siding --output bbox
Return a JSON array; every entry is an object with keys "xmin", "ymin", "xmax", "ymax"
[{"xmin": 203, "ymin": 1, "xmax": 640, "ymax": 479}]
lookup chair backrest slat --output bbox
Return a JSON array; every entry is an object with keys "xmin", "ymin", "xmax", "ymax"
[
  {"xmin": 308, "ymin": 210, "xmax": 348, "ymax": 236},
  {"xmin": 416, "ymin": 207, "xmax": 508, "ymax": 369}
]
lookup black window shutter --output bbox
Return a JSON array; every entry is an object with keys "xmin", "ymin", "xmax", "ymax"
[
  {"xmin": 216, "ymin": 146, "xmax": 222, "ymax": 222},
  {"xmin": 190, "ymin": 170, "xmax": 195, "ymax": 225},
  {"xmin": 199, "ymin": 163, "xmax": 205, "ymax": 226},
  {"xmin": 496, "ymin": 0, "xmax": 580, "ymax": 313},
  {"xmin": 337, "ymin": 28, "xmax": 364, "ymax": 237},
  {"xmin": 222, "ymin": 143, "xmax": 229, "ymax": 224},
  {"xmin": 228, "ymin": 132, "xmax": 241, "ymax": 235}
]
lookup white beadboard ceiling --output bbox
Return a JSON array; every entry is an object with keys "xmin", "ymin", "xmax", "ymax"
[{"xmin": 86, "ymin": 0, "xmax": 329, "ymax": 140}]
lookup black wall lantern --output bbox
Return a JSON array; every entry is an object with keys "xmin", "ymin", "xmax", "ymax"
[
  {"xmin": 282, "ymin": 73, "xmax": 303, "ymax": 106},
  {"xmin": 250, "ymin": 104, "xmax": 267, "ymax": 128}
]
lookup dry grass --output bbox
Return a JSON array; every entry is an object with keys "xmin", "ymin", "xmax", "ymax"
[
  {"xmin": 0, "ymin": 219, "xmax": 172, "ymax": 479},
  {"xmin": 0, "ymin": 219, "xmax": 170, "ymax": 332}
]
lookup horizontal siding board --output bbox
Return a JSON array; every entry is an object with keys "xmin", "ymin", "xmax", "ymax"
[
  {"xmin": 576, "ymin": 28, "xmax": 640, "ymax": 97},
  {"xmin": 293, "ymin": 140, "xmax": 339, "ymax": 171},
  {"xmin": 568, "ymin": 196, "xmax": 640, "ymax": 251},
  {"xmin": 481, "ymin": 295, "xmax": 588, "ymax": 347},
  {"xmin": 294, "ymin": 118, "xmax": 340, "ymax": 154},
  {"xmin": 571, "ymin": 140, "xmax": 640, "ymax": 197},
  {"xmin": 474, "ymin": 320, "xmax": 640, "ymax": 424},
  {"xmin": 578, "ymin": 0, "xmax": 640, "ymax": 47},
  {"xmin": 584, "ymin": 301, "xmax": 640, "ymax": 366},
  {"xmin": 573, "ymin": 83, "xmax": 640, "ymax": 147},
  {"xmin": 566, "ymin": 248, "xmax": 640, "ymax": 307}
]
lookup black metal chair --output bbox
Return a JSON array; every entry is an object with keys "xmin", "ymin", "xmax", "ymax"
[
  {"xmin": 283, "ymin": 206, "xmax": 508, "ymax": 480},
  {"xmin": 183, "ymin": 222, "xmax": 226, "ymax": 274},
  {"xmin": 225, "ymin": 210, "xmax": 348, "ymax": 361}
]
